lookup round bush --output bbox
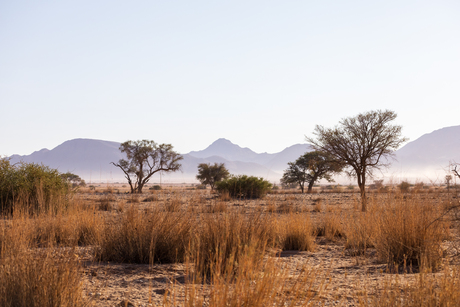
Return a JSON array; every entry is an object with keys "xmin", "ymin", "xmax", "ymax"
[{"xmin": 215, "ymin": 175, "xmax": 272, "ymax": 199}]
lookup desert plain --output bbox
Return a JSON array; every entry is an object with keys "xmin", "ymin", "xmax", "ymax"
[{"xmin": 2, "ymin": 184, "xmax": 460, "ymax": 307}]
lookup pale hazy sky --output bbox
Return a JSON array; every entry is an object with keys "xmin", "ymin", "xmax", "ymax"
[{"xmin": 1, "ymin": 0, "xmax": 459, "ymax": 156}]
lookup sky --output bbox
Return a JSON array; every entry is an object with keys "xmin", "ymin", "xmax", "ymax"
[{"xmin": 1, "ymin": 0, "xmax": 459, "ymax": 157}]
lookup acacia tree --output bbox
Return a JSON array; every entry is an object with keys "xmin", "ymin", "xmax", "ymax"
[
  {"xmin": 111, "ymin": 140, "xmax": 182, "ymax": 193},
  {"xmin": 196, "ymin": 163, "xmax": 230, "ymax": 190},
  {"xmin": 306, "ymin": 110, "xmax": 407, "ymax": 211},
  {"xmin": 60, "ymin": 172, "xmax": 86, "ymax": 188},
  {"xmin": 281, "ymin": 151, "xmax": 343, "ymax": 193}
]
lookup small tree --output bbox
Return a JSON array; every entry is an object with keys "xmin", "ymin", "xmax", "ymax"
[
  {"xmin": 111, "ymin": 140, "xmax": 182, "ymax": 193},
  {"xmin": 196, "ymin": 163, "xmax": 230, "ymax": 190},
  {"xmin": 281, "ymin": 151, "xmax": 343, "ymax": 193},
  {"xmin": 60, "ymin": 172, "xmax": 86, "ymax": 188},
  {"xmin": 306, "ymin": 110, "xmax": 407, "ymax": 211}
]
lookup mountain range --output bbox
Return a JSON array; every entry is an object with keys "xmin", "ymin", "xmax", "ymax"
[{"xmin": 8, "ymin": 125, "xmax": 460, "ymax": 183}]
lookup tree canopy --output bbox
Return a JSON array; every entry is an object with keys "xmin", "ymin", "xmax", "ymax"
[
  {"xmin": 306, "ymin": 110, "xmax": 407, "ymax": 211},
  {"xmin": 196, "ymin": 163, "xmax": 230, "ymax": 190},
  {"xmin": 111, "ymin": 140, "xmax": 182, "ymax": 193},
  {"xmin": 281, "ymin": 151, "xmax": 343, "ymax": 193}
]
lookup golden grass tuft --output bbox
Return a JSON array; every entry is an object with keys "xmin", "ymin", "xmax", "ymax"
[
  {"xmin": 279, "ymin": 213, "xmax": 316, "ymax": 251},
  {"xmin": 164, "ymin": 195, "xmax": 183, "ymax": 212},
  {"xmin": 365, "ymin": 267, "xmax": 460, "ymax": 306},
  {"xmin": 373, "ymin": 195, "xmax": 448, "ymax": 271},
  {"xmin": 96, "ymin": 206, "xmax": 194, "ymax": 264},
  {"xmin": 188, "ymin": 211, "xmax": 277, "ymax": 278},
  {"xmin": 316, "ymin": 211, "xmax": 344, "ymax": 241},
  {"xmin": 169, "ymin": 251, "xmax": 326, "ymax": 307},
  {"xmin": 0, "ymin": 208, "xmax": 87, "ymax": 307}
]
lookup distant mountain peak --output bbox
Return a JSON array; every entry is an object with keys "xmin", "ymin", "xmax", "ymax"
[
  {"xmin": 213, "ymin": 138, "xmax": 232, "ymax": 143},
  {"xmin": 208, "ymin": 138, "xmax": 236, "ymax": 147}
]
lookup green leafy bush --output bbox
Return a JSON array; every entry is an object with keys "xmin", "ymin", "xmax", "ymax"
[
  {"xmin": 215, "ymin": 175, "xmax": 272, "ymax": 199},
  {"xmin": 0, "ymin": 158, "xmax": 70, "ymax": 214}
]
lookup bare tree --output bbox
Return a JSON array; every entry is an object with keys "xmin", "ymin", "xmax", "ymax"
[
  {"xmin": 111, "ymin": 140, "xmax": 182, "ymax": 193},
  {"xmin": 196, "ymin": 163, "xmax": 230, "ymax": 190},
  {"xmin": 281, "ymin": 151, "xmax": 343, "ymax": 193},
  {"xmin": 306, "ymin": 110, "xmax": 407, "ymax": 211}
]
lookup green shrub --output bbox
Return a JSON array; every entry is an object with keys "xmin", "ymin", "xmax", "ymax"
[
  {"xmin": 0, "ymin": 158, "xmax": 70, "ymax": 214},
  {"xmin": 215, "ymin": 175, "xmax": 272, "ymax": 199}
]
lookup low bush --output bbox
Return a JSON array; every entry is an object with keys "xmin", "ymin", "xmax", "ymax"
[{"xmin": 215, "ymin": 175, "xmax": 272, "ymax": 199}]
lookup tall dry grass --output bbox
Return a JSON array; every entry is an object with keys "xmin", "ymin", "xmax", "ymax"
[
  {"xmin": 0, "ymin": 196, "xmax": 87, "ymax": 307},
  {"xmin": 96, "ymin": 206, "xmax": 194, "ymax": 264},
  {"xmin": 168, "ymin": 250, "xmax": 328, "ymax": 307},
  {"xmin": 189, "ymin": 211, "xmax": 277, "ymax": 278},
  {"xmin": 373, "ymin": 194, "xmax": 448, "ymax": 270},
  {"xmin": 316, "ymin": 210, "xmax": 344, "ymax": 241},
  {"xmin": 278, "ymin": 213, "xmax": 316, "ymax": 251},
  {"xmin": 362, "ymin": 267, "xmax": 460, "ymax": 306},
  {"xmin": 341, "ymin": 193, "xmax": 449, "ymax": 271},
  {"xmin": 343, "ymin": 210, "xmax": 377, "ymax": 256}
]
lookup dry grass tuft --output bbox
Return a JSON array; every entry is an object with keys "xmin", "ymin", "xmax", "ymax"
[
  {"xmin": 169, "ymin": 252, "xmax": 326, "ymax": 307},
  {"xmin": 96, "ymin": 206, "xmax": 193, "ymax": 264},
  {"xmin": 164, "ymin": 195, "xmax": 183, "ymax": 212},
  {"xmin": 316, "ymin": 211, "xmax": 344, "ymax": 241},
  {"xmin": 312, "ymin": 198, "xmax": 323, "ymax": 212},
  {"xmin": 218, "ymin": 190, "xmax": 231, "ymax": 201},
  {"xmin": 373, "ymin": 195, "xmax": 448, "ymax": 271},
  {"xmin": 279, "ymin": 213, "xmax": 316, "ymax": 251},
  {"xmin": 126, "ymin": 194, "xmax": 140, "ymax": 204},
  {"xmin": 0, "ymin": 251, "xmax": 86, "ymax": 307},
  {"xmin": 366, "ymin": 267, "xmax": 460, "ymax": 306},
  {"xmin": 343, "ymin": 210, "xmax": 376, "ymax": 256},
  {"xmin": 0, "ymin": 212, "xmax": 87, "ymax": 307},
  {"xmin": 189, "ymin": 211, "xmax": 277, "ymax": 278},
  {"xmin": 97, "ymin": 194, "xmax": 116, "ymax": 211},
  {"xmin": 142, "ymin": 194, "xmax": 159, "ymax": 202}
]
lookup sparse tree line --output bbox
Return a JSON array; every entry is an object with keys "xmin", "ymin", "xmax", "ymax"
[{"xmin": 3, "ymin": 109, "xmax": 459, "ymax": 213}]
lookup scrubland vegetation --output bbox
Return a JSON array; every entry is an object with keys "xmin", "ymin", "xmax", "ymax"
[{"xmin": 1, "ymin": 165, "xmax": 459, "ymax": 306}]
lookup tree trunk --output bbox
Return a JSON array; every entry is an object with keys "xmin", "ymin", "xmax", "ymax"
[
  {"xmin": 357, "ymin": 173, "xmax": 367, "ymax": 212},
  {"xmin": 307, "ymin": 181, "xmax": 315, "ymax": 193},
  {"xmin": 137, "ymin": 183, "xmax": 144, "ymax": 193},
  {"xmin": 300, "ymin": 182, "xmax": 304, "ymax": 193}
]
